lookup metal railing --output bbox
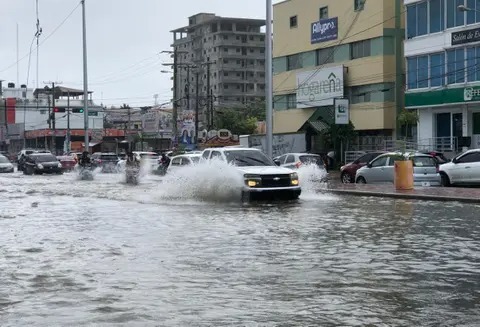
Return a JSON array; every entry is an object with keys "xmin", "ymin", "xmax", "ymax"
[{"xmin": 417, "ymin": 137, "xmax": 458, "ymax": 152}]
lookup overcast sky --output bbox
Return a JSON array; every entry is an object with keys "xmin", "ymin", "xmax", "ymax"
[{"xmin": 0, "ymin": 0, "xmax": 278, "ymax": 108}]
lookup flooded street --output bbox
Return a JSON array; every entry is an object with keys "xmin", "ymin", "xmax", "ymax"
[{"xmin": 1, "ymin": 170, "xmax": 479, "ymax": 326}]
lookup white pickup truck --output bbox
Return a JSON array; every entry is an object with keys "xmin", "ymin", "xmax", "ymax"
[{"xmin": 201, "ymin": 147, "xmax": 301, "ymax": 201}]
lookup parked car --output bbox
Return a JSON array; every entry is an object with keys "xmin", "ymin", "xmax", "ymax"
[
  {"xmin": 91, "ymin": 152, "xmax": 119, "ymax": 173},
  {"xmin": 355, "ymin": 152, "xmax": 441, "ymax": 186},
  {"xmin": 201, "ymin": 147, "xmax": 301, "ymax": 200},
  {"xmin": 0, "ymin": 154, "xmax": 14, "ymax": 173},
  {"xmin": 340, "ymin": 151, "xmax": 386, "ymax": 183},
  {"xmin": 23, "ymin": 153, "xmax": 63, "ymax": 175},
  {"xmin": 420, "ymin": 151, "xmax": 449, "ymax": 164},
  {"xmin": 274, "ymin": 153, "xmax": 326, "ymax": 169},
  {"xmin": 439, "ymin": 149, "xmax": 480, "ymax": 187},
  {"xmin": 167, "ymin": 154, "xmax": 202, "ymax": 173},
  {"xmin": 56, "ymin": 155, "xmax": 77, "ymax": 172}
]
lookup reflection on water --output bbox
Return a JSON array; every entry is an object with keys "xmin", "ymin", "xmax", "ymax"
[{"xmin": 0, "ymin": 172, "xmax": 479, "ymax": 326}]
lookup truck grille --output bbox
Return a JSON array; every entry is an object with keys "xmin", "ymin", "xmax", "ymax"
[{"xmin": 261, "ymin": 174, "xmax": 291, "ymax": 187}]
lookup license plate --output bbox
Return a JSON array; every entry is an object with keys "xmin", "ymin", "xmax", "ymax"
[{"xmin": 422, "ymin": 182, "xmax": 431, "ymax": 187}]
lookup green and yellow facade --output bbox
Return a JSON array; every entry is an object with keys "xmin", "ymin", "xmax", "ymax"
[{"xmin": 272, "ymin": 0, "xmax": 404, "ymax": 151}]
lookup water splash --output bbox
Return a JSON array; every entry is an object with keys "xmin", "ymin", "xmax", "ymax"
[
  {"xmin": 297, "ymin": 164, "xmax": 328, "ymax": 194},
  {"xmin": 155, "ymin": 159, "xmax": 244, "ymax": 202}
]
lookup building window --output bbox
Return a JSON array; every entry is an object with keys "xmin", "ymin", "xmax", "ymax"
[
  {"xmin": 417, "ymin": 55, "xmax": 429, "ymax": 88},
  {"xmin": 447, "ymin": 0, "xmax": 464, "ymax": 28},
  {"xmin": 351, "ymin": 86, "xmax": 371, "ymax": 104},
  {"xmin": 350, "ymin": 39, "xmax": 371, "ymax": 59},
  {"xmin": 287, "ymin": 53, "xmax": 302, "ymax": 70},
  {"xmin": 354, "ymin": 0, "xmax": 364, "ymax": 11},
  {"xmin": 317, "ymin": 48, "xmax": 333, "ymax": 65},
  {"xmin": 466, "ymin": 46, "xmax": 480, "ymax": 82},
  {"xmin": 290, "ymin": 16, "xmax": 298, "ymax": 28},
  {"xmin": 287, "ymin": 94, "xmax": 297, "ymax": 109},
  {"xmin": 447, "ymin": 48, "xmax": 465, "ymax": 84},
  {"xmin": 430, "ymin": 53, "xmax": 445, "ymax": 87},
  {"xmin": 429, "ymin": 0, "xmax": 444, "ymax": 33},
  {"xmin": 320, "ymin": 6, "xmax": 328, "ymax": 19}
]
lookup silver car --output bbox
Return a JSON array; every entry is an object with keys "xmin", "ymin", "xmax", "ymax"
[{"xmin": 355, "ymin": 152, "xmax": 441, "ymax": 186}]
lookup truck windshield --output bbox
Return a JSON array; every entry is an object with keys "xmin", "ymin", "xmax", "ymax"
[{"xmin": 224, "ymin": 150, "xmax": 274, "ymax": 167}]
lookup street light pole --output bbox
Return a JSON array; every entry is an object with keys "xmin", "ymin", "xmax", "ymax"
[
  {"xmin": 265, "ymin": 0, "xmax": 273, "ymax": 159},
  {"xmin": 81, "ymin": 0, "xmax": 89, "ymax": 152},
  {"xmin": 458, "ymin": 4, "xmax": 480, "ymax": 13}
]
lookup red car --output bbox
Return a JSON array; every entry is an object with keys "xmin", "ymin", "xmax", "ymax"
[
  {"xmin": 57, "ymin": 155, "xmax": 77, "ymax": 172},
  {"xmin": 340, "ymin": 152, "xmax": 385, "ymax": 183}
]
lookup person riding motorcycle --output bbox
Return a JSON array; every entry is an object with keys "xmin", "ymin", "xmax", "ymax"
[
  {"xmin": 125, "ymin": 152, "xmax": 140, "ymax": 169},
  {"xmin": 78, "ymin": 151, "xmax": 91, "ymax": 168},
  {"xmin": 160, "ymin": 153, "xmax": 170, "ymax": 168}
]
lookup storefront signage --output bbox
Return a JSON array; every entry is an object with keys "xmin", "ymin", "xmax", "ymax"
[
  {"xmin": 334, "ymin": 99, "xmax": 349, "ymax": 124},
  {"xmin": 311, "ymin": 17, "xmax": 338, "ymax": 44},
  {"xmin": 406, "ymin": 86, "xmax": 480, "ymax": 108},
  {"xmin": 451, "ymin": 26, "xmax": 480, "ymax": 45},
  {"xmin": 296, "ymin": 65, "xmax": 344, "ymax": 108},
  {"xmin": 464, "ymin": 86, "xmax": 480, "ymax": 102}
]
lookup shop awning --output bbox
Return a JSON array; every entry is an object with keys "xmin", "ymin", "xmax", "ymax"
[
  {"xmin": 273, "ymin": 108, "xmax": 316, "ymax": 134},
  {"xmin": 304, "ymin": 120, "xmax": 329, "ymax": 133},
  {"xmin": 81, "ymin": 142, "xmax": 101, "ymax": 147}
]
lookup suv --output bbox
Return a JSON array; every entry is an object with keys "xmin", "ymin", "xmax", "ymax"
[
  {"xmin": 201, "ymin": 147, "xmax": 301, "ymax": 201},
  {"xmin": 17, "ymin": 149, "xmax": 52, "ymax": 171},
  {"xmin": 91, "ymin": 153, "xmax": 120, "ymax": 173}
]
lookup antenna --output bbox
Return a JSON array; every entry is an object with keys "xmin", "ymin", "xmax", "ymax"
[{"xmin": 35, "ymin": 0, "xmax": 42, "ymax": 90}]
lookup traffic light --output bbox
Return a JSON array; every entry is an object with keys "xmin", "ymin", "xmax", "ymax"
[
  {"xmin": 53, "ymin": 107, "xmax": 66, "ymax": 113},
  {"xmin": 72, "ymin": 108, "xmax": 84, "ymax": 113}
]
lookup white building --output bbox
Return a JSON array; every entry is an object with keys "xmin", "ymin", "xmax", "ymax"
[
  {"xmin": 405, "ymin": 0, "xmax": 480, "ymax": 152},
  {"xmin": 1, "ymin": 84, "xmax": 104, "ymax": 153}
]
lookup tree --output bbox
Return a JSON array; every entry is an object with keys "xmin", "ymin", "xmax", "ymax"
[
  {"xmin": 397, "ymin": 109, "xmax": 418, "ymax": 139},
  {"xmin": 214, "ymin": 108, "xmax": 258, "ymax": 135},
  {"xmin": 321, "ymin": 121, "xmax": 357, "ymax": 164}
]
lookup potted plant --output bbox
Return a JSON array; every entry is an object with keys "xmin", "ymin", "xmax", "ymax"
[{"xmin": 393, "ymin": 139, "xmax": 414, "ymax": 190}]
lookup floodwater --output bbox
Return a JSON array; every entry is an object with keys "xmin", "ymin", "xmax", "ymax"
[{"xmin": 0, "ymin": 162, "xmax": 479, "ymax": 326}]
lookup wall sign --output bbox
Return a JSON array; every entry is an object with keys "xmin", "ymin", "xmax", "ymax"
[
  {"xmin": 334, "ymin": 98, "xmax": 349, "ymax": 125},
  {"xmin": 451, "ymin": 26, "xmax": 480, "ymax": 45},
  {"xmin": 311, "ymin": 17, "xmax": 338, "ymax": 44},
  {"xmin": 296, "ymin": 65, "xmax": 344, "ymax": 108}
]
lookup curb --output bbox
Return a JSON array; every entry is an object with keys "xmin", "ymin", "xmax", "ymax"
[{"xmin": 323, "ymin": 188, "xmax": 480, "ymax": 204}]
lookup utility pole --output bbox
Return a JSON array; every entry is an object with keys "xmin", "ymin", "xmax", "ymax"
[
  {"xmin": 66, "ymin": 92, "xmax": 71, "ymax": 154},
  {"xmin": 44, "ymin": 81, "xmax": 62, "ymax": 154},
  {"xmin": 265, "ymin": 0, "xmax": 273, "ymax": 159},
  {"xmin": 81, "ymin": 0, "xmax": 90, "ymax": 152},
  {"xmin": 394, "ymin": 0, "xmax": 403, "ymax": 140},
  {"xmin": 206, "ymin": 57, "xmax": 211, "ymax": 130},
  {"xmin": 195, "ymin": 71, "xmax": 199, "ymax": 148}
]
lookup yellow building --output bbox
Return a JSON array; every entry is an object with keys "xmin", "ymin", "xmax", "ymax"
[{"xmin": 273, "ymin": 0, "xmax": 404, "ymax": 152}]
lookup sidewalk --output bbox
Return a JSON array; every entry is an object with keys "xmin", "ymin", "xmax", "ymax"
[{"xmin": 323, "ymin": 183, "xmax": 480, "ymax": 203}]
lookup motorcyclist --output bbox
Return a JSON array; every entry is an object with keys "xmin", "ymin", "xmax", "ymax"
[
  {"xmin": 160, "ymin": 153, "xmax": 171, "ymax": 168},
  {"xmin": 126, "ymin": 152, "xmax": 140, "ymax": 169},
  {"xmin": 78, "ymin": 151, "xmax": 91, "ymax": 167}
]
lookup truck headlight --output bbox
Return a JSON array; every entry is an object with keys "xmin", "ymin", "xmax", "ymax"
[
  {"xmin": 244, "ymin": 174, "xmax": 261, "ymax": 187},
  {"xmin": 290, "ymin": 172, "xmax": 299, "ymax": 186}
]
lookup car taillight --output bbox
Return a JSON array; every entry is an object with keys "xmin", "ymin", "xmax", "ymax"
[{"xmin": 295, "ymin": 161, "xmax": 302, "ymax": 168}]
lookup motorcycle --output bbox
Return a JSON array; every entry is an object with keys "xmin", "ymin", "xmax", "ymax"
[
  {"xmin": 78, "ymin": 163, "xmax": 94, "ymax": 181},
  {"xmin": 125, "ymin": 165, "xmax": 140, "ymax": 185},
  {"xmin": 153, "ymin": 163, "xmax": 168, "ymax": 176}
]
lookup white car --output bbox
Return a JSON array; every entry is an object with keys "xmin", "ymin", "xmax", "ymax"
[
  {"xmin": 201, "ymin": 147, "xmax": 301, "ymax": 200},
  {"xmin": 168, "ymin": 154, "xmax": 202, "ymax": 173},
  {"xmin": 439, "ymin": 149, "xmax": 480, "ymax": 186},
  {"xmin": 0, "ymin": 154, "xmax": 14, "ymax": 173},
  {"xmin": 117, "ymin": 151, "xmax": 160, "ymax": 172}
]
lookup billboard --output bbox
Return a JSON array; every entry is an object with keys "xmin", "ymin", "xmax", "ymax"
[
  {"xmin": 296, "ymin": 65, "xmax": 344, "ymax": 108},
  {"xmin": 311, "ymin": 17, "xmax": 338, "ymax": 44},
  {"xmin": 141, "ymin": 108, "xmax": 173, "ymax": 138}
]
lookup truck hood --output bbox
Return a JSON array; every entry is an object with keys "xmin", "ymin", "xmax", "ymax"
[{"xmin": 236, "ymin": 166, "xmax": 295, "ymax": 175}]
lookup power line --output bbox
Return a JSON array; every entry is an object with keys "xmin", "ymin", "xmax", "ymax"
[{"xmin": 0, "ymin": 2, "xmax": 81, "ymax": 74}]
